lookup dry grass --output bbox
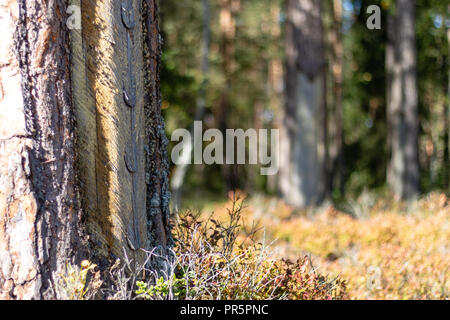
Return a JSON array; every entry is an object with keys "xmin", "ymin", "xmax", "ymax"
[
  {"xmin": 134, "ymin": 196, "xmax": 347, "ymax": 300},
  {"xmin": 60, "ymin": 192, "xmax": 448, "ymax": 300},
  {"xmin": 62, "ymin": 195, "xmax": 348, "ymax": 300},
  {"xmin": 205, "ymin": 192, "xmax": 449, "ymax": 300}
]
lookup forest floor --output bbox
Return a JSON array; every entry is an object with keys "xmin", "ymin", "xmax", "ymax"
[{"xmin": 182, "ymin": 191, "xmax": 450, "ymax": 300}]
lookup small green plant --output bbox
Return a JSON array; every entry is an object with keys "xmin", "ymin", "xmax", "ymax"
[{"xmin": 136, "ymin": 275, "xmax": 187, "ymax": 299}]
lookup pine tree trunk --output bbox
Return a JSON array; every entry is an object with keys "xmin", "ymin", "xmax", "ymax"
[
  {"xmin": 445, "ymin": 4, "xmax": 450, "ymax": 191},
  {"xmin": 279, "ymin": 0, "xmax": 328, "ymax": 208},
  {"xmin": 217, "ymin": 0, "xmax": 240, "ymax": 191},
  {"xmin": 266, "ymin": 3, "xmax": 283, "ymax": 194},
  {"xmin": 386, "ymin": 0, "xmax": 420, "ymax": 199},
  {"xmin": 328, "ymin": 0, "xmax": 344, "ymax": 194},
  {"xmin": 171, "ymin": 0, "xmax": 210, "ymax": 212},
  {"xmin": 0, "ymin": 0, "xmax": 170, "ymax": 299}
]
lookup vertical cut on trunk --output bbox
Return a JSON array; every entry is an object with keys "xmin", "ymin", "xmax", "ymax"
[{"xmin": 71, "ymin": 0, "xmax": 171, "ymax": 264}]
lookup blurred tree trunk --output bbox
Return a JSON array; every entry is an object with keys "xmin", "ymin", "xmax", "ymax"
[
  {"xmin": 267, "ymin": 3, "xmax": 284, "ymax": 194},
  {"xmin": 386, "ymin": 0, "xmax": 420, "ymax": 199},
  {"xmin": 328, "ymin": 0, "xmax": 344, "ymax": 195},
  {"xmin": 445, "ymin": 4, "xmax": 450, "ymax": 190},
  {"xmin": 171, "ymin": 0, "xmax": 210, "ymax": 211},
  {"xmin": 217, "ymin": 0, "xmax": 240, "ymax": 191},
  {"xmin": 279, "ymin": 0, "xmax": 328, "ymax": 208},
  {"xmin": 0, "ymin": 0, "xmax": 170, "ymax": 299}
]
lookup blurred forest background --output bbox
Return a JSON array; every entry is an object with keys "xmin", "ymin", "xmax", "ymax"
[
  {"xmin": 160, "ymin": 0, "xmax": 449, "ymax": 208},
  {"xmin": 158, "ymin": 0, "xmax": 449, "ymax": 299}
]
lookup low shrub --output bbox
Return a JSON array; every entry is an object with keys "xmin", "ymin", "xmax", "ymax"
[{"xmin": 135, "ymin": 198, "xmax": 348, "ymax": 300}]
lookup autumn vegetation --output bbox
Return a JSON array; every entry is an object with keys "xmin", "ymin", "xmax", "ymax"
[
  {"xmin": 0, "ymin": 0, "xmax": 448, "ymax": 301},
  {"xmin": 59, "ymin": 192, "xmax": 447, "ymax": 300},
  {"xmin": 200, "ymin": 193, "xmax": 449, "ymax": 299}
]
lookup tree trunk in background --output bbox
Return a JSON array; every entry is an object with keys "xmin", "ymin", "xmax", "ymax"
[
  {"xmin": 386, "ymin": 0, "xmax": 420, "ymax": 199},
  {"xmin": 445, "ymin": 4, "xmax": 450, "ymax": 191},
  {"xmin": 328, "ymin": 0, "xmax": 344, "ymax": 195},
  {"xmin": 218, "ymin": 0, "xmax": 240, "ymax": 191},
  {"xmin": 267, "ymin": 3, "xmax": 283, "ymax": 194},
  {"xmin": 171, "ymin": 0, "xmax": 210, "ymax": 212},
  {"xmin": 0, "ymin": 0, "xmax": 170, "ymax": 299},
  {"xmin": 279, "ymin": 0, "xmax": 328, "ymax": 208}
]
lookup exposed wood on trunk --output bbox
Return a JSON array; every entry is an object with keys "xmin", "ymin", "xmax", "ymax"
[
  {"xmin": 71, "ymin": 0, "xmax": 151, "ymax": 266},
  {"xmin": 71, "ymin": 0, "xmax": 171, "ymax": 263}
]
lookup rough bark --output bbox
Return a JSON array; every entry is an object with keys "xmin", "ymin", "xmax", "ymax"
[
  {"xmin": 0, "ymin": 0, "xmax": 171, "ymax": 299},
  {"xmin": 279, "ymin": 0, "xmax": 328, "ymax": 208},
  {"xmin": 143, "ymin": 0, "xmax": 172, "ymax": 257},
  {"xmin": 386, "ymin": 0, "xmax": 420, "ymax": 199},
  {"xmin": 0, "ymin": 0, "xmax": 85, "ymax": 299}
]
